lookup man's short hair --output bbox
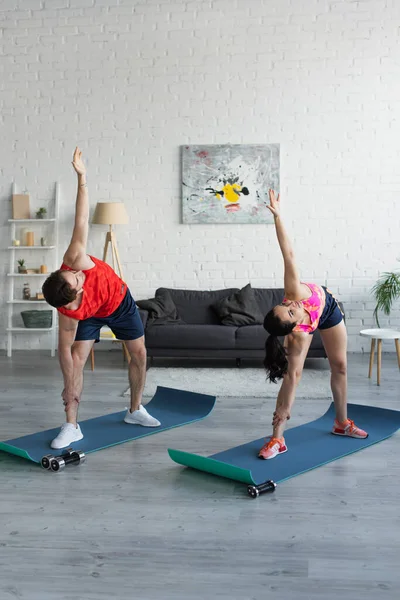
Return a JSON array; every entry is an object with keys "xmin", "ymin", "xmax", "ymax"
[{"xmin": 42, "ymin": 270, "xmax": 77, "ymax": 308}]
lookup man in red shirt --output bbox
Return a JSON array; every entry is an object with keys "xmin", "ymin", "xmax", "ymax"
[{"xmin": 42, "ymin": 148, "xmax": 160, "ymax": 449}]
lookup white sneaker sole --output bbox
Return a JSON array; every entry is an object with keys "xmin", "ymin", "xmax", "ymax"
[
  {"xmin": 331, "ymin": 430, "xmax": 368, "ymax": 439},
  {"xmin": 259, "ymin": 447, "xmax": 288, "ymax": 460},
  {"xmin": 123, "ymin": 417, "xmax": 161, "ymax": 427}
]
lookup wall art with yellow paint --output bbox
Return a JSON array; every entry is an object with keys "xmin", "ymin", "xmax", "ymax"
[{"xmin": 181, "ymin": 144, "xmax": 280, "ymax": 224}]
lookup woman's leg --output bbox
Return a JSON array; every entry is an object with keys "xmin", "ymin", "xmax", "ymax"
[
  {"xmin": 259, "ymin": 335, "xmax": 313, "ymax": 459},
  {"xmin": 319, "ymin": 321, "xmax": 348, "ymax": 422},
  {"xmin": 319, "ymin": 321, "xmax": 368, "ymax": 437},
  {"xmin": 272, "ymin": 334, "xmax": 314, "ymax": 436}
]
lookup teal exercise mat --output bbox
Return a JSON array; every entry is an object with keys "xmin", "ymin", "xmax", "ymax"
[
  {"xmin": 168, "ymin": 403, "xmax": 400, "ymax": 485},
  {"xmin": 0, "ymin": 386, "xmax": 216, "ymax": 464}
]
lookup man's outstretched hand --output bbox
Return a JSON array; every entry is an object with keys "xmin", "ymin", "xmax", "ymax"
[{"xmin": 72, "ymin": 147, "xmax": 86, "ymax": 177}]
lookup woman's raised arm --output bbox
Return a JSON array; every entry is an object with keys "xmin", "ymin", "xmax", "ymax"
[{"xmin": 266, "ymin": 189, "xmax": 302, "ymax": 299}]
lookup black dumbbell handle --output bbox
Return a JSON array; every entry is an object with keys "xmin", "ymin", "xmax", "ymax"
[
  {"xmin": 59, "ymin": 452, "xmax": 82, "ymax": 466},
  {"xmin": 256, "ymin": 480, "xmax": 276, "ymax": 493},
  {"xmin": 50, "ymin": 451, "xmax": 85, "ymax": 471},
  {"xmin": 248, "ymin": 479, "xmax": 276, "ymax": 497}
]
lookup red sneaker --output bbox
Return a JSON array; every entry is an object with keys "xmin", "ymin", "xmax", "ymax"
[
  {"xmin": 258, "ymin": 437, "xmax": 287, "ymax": 460},
  {"xmin": 332, "ymin": 419, "xmax": 368, "ymax": 439}
]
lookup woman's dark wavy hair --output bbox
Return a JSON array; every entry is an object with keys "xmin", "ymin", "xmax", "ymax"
[
  {"xmin": 42, "ymin": 270, "xmax": 77, "ymax": 308},
  {"xmin": 263, "ymin": 308, "xmax": 296, "ymax": 383}
]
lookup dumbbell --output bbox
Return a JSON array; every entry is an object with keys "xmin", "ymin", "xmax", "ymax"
[
  {"xmin": 247, "ymin": 479, "xmax": 276, "ymax": 498},
  {"xmin": 41, "ymin": 448, "xmax": 85, "ymax": 472},
  {"xmin": 50, "ymin": 449, "xmax": 85, "ymax": 472},
  {"xmin": 41, "ymin": 447, "xmax": 74, "ymax": 470}
]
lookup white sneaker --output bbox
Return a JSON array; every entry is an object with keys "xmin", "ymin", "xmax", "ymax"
[
  {"xmin": 50, "ymin": 423, "xmax": 83, "ymax": 449},
  {"xmin": 124, "ymin": 405, "xmax": 161, "ymax": 427}
]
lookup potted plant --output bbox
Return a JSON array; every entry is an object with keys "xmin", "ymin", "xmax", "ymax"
[
  {"xmin": 36, "ymin": 207, "xmax": 47, "ymax": 219},
  {"xmin": 17, "ymin": 259, "xmax": 27, "ymax": 274},
  {"xmin": 371, "ymin": 269, "xmax": 400, "ymax": 327}
]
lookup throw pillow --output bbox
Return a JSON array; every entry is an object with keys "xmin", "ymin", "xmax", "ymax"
[
  {"xmin": 136, "ymin": 289, "xmax": 184, "ymax": 325},
  {"xmin": 212, "ymin": 284, "xmax": 264, "ymax": 326}
]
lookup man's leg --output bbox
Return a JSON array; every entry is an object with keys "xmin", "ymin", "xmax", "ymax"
[
  {"xmin": 109, "ymin": 289, "xmax": 159, "ymax": 426},
  {"xmin": 64, "ymin": 340, "xmax": 95, "ymax": 425},
  {"xmin": 123, "ymin": 336, "xmax": 147, "ymax": 412},
  {"xmin": 51, "ymin": 339, "xmax": 95, "ymax": 449},
  {"xmin": 123, "ymin": 336, "xmax": 160, "ymax": 427}
]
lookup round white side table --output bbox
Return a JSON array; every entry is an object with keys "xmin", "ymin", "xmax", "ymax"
[{"xmin": 360, "ymin": 328, "xmax": 400, "ymax": 386}]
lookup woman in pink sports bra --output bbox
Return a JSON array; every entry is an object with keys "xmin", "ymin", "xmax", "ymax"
[{"xmin": 258, "ymin": 190, "xmax": 368, "ymax": 460}]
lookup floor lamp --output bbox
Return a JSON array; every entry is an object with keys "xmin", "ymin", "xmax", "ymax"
[
  {"xmin": 91, "ymin": 202, "xmax": 130, "ymax": 369},
  {"xmin": 92, "ymin": 201, "xmax": 129, "ymax": 279}
]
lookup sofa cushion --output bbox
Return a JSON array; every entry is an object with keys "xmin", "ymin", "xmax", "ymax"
[
  {"xmin": 138, "ymin": 308, "xmax": 148, "ymax": 329},
  {"xmin": 145, "ymin": 324, "xmax": 236, "ymax": 349},
  {"xmin": 252, "ymin": 288, "xmax": 285, "ymax": 317},
  {"xmin": 136, "ymin": 289, "xmax": 183, "ymax": 325},
  {"xmin": 234, "ymin": 325, "xmax": 267, "ymax": 349},
  {"xmin": 155, "ymin": 288, "xmax": 239, "ymax": 325},
  {"xmin": 212, "ymin": 284, "xmax": 264, "ymax": 326}
]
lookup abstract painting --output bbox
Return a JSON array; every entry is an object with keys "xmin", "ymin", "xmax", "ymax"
[{"xmin": 181, "ymin": 144, "xmax": 280, "ymax": 224}]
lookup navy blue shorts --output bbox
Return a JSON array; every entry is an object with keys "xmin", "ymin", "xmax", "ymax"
[
  {"xmin": 318, "ymin": 287, "xmax": 344, "ymax": 330},
  {"xmin": 75, "ymin": 289, "xmax": 144, "ymax": 343}
]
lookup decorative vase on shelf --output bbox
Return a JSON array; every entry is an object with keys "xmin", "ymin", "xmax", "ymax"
[
  {"xmin": 23, "ymin": 283, "xmax": 31, "ymax": 300},
  {"xmin": 25, "ymin": 231, "xmax": 34, "ymax": 246}
]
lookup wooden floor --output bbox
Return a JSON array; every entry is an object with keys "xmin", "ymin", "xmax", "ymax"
[{"xmin": 0, "ymin": 351, "xmax": 399, "ymax": 600}]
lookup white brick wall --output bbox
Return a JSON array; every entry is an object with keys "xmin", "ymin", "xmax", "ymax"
[{"xmin": 1, "ymin": 0, "xmax": 400, "ymax": 353}]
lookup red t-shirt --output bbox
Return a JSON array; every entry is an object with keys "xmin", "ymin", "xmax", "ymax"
[{"xmin": 57, "ymin": 256, "xmax": 127, "ymax": 320}]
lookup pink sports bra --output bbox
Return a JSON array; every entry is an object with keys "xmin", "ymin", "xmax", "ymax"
[{"xmin": 283, "ymin": 282, "xmax": 326, "ymax": 333}]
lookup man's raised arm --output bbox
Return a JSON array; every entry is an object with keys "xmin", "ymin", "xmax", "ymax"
[{"xmin": 63, "ymin": 147, "xmax": 92, "ymax": 269}]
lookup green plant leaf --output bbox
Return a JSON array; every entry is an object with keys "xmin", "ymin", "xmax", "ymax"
[{"xmin": 371, "ymin": 271, "xmax": 400, "ymax": 326}]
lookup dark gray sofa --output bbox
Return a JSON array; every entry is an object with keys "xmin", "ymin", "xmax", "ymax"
[{"xmin": 138, "ymin": 287, "xmax": 342, "ymax": 362}]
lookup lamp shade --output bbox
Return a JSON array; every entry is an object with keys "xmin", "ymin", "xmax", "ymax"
[{"xmin": 92, "ymin": 202, "xmax": 129, "ymax": 225}]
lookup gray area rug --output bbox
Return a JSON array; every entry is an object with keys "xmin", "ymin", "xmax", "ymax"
[{"xmin": 123, "ymin": 367, "xmax": 332, "ymax": 399}]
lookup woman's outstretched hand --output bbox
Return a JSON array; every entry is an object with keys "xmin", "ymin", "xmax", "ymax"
[
  {"xmin": 266, "ymin": 188, "xmax": 280, "ymax": 217},
  {"xmin": 72, "ymin": 147, "xmax": 86, "ymax": 176}
]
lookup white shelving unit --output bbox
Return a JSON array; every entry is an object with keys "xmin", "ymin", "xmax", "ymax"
[{"xmin": 7, "ymin": 182, "xmax": 60, "ymax": 357}]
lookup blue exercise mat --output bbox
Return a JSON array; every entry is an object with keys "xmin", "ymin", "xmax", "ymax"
[
  {"xmin": 168, "ymin": 403, "xmax": 400, "ymax": 485},
  {"xmin": 0, "ymin": 386, "xmax": 216, "ymax": 464}
]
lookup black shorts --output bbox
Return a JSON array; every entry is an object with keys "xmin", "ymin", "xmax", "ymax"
[
  {"xmin": 318, "ymin": 287, "xmax": 344, "ymax": 330},
  {"xmin": 75, "ymin": 289, "xmax": 144, "ymax": 343}
]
